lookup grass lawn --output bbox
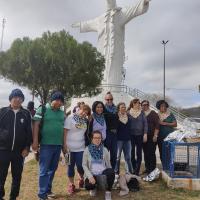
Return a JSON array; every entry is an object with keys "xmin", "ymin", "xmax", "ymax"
[{"xmin": 4, "ymin": 160, "xmax": 200, "ymax": 200}]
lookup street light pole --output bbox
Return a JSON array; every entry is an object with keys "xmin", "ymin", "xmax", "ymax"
[
  {"xmin": 0, "ymin": 18, "xmax": 6, "ymax": 52},
  {"xmin": 162, "ymin": 40, "xmax": 169, "ymax": 100}
]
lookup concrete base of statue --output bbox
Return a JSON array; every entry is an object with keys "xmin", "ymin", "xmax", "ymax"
[{"xmin": 70, "ymin": 90, "xmax": 133, "ymax": 113}]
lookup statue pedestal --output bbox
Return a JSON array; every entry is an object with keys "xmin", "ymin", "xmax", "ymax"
[{"xmin": 70, "ymin": 90, "xmax": 133, "ymax": 112}]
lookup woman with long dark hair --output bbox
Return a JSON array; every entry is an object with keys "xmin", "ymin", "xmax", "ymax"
[
  {"xmin": 128, "ymin": 99, "xmax": 148, "ymax": 175},
  {"xmin": 87, "ymin": 101, "xmax": 107, "ymax": 143},
  {"xmin": 156, "ymin": 100, "xmax": 177, "ymax": 164}
]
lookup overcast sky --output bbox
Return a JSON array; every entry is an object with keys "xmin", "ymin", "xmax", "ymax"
[{"xmin": 0, "ymin": 0, "xmax": 200, "ymax": 108}]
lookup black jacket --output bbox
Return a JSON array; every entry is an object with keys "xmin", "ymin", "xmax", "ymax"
[
  {"xmin": 0, "ymin": 106, "xmax": 32, "ymax": 152},
  {"xmin": 104, "ymin": 110, "xmax": 118, "ymax": 133}
]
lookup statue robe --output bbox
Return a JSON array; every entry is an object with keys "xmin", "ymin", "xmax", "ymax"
[{"xmin": 78, "ymin": 0, "xmax": 149, "ymax": 85}]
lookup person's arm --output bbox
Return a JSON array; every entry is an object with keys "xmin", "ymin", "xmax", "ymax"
[
  {"xmin": 72, "ymin": 16, "xmax": 99, "ymax": 33},
  {"xmin": 88, "ymin": 118, "xmax": 94, "ymax": 144},
  {"xmin": 63, "ymin": 128, "xmax": 68, "ymax": 153},
  {"xmin": 32, "ymin": 106, "xmax": 43, "ymax": 152},
  {"xmin": 161, "ymin": 121, "xmax": 177, "ymax": 127},
  {"xmin": 26, "ymin": 112, "xmax": 33, "ymax": 149},
  {"xmin": 160, "ymin": 113, "xmax": 177, "ymax": 127},
  {"xmin": 22, "ymin": 111, "xmax": 33, "ymax": 158},
  {"xmin": 120, "ymin": 0, "xmax": 150, "ymax": 25},
  {"xmin": 142, "ymin": 112, "xmax": 148, "ymax": 143},
  {"xmin": 32, "ymin": 121, "xmax": 40, "ymax": 152},
  {"xmin": 152, "ymin": 112, "xmax": 160, "ymax": 142},
  {"xmin": 82, "ymin": 148, "xmax": 95, "ymax": 184},
  {"xmin": 63, "ymin": 116, "xmax": 72, "ymax": 152}
]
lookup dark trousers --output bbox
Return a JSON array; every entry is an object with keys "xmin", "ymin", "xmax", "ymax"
[
  {"xmin": 85, "ymin": 168, "xmax": 115, "ymax": 191},
  {"xmin": 0, "ymin": 150, "xmax": 24, "ymax": 199},
  {"xmin": 67, "ymin": 151, "xmax": 84, "ymax": 177},
  {"xmin": 105, "ymin": 132, "xmax": 117, "ymax": 169},
  {"xmin": 131, "ymin": 135, "xmax": 143, "ymax": 175},
  {"xmin": 157, "ymin": 135, "xmax": 165, "ymax": 165},
  {"xmin": 143, "ymin": 136, "xmax": 157, "ymax": 173}
]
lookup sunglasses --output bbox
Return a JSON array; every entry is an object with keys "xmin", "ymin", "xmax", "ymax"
[{"xmin": 106, "ymin": 99, "xmax": 113, "ymax": 101}]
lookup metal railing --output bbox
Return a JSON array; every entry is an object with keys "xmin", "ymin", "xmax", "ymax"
[{"xmin": 99, "ymin": 84, "xmax": 188, "ymax": 125}]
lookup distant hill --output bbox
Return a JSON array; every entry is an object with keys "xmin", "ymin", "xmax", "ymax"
[{"xmin": 181, "ymin": 107, "xmax": 200, "ymax": 118}]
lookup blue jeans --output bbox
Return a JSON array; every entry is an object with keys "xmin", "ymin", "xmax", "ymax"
[
  {"xmin": 38, "ymin": 145, "xmax": 62, "ymax": 199},
  {"xmin": 105, "ymin": 132, "xmax": 117, "ymax": 169},
  {"xmin": 115, "ymin": 140, "xmax": 133, "ymax": 174},
  {"xmin": 67, "ymin": 151, "xmax": 84, "ymax": 177}
]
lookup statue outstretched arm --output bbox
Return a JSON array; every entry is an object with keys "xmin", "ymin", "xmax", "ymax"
[
  {"xmin": 121, "ymin": 0, "xmax": 150, "ymax": 25},
  {"xmin": 72, "ymin": 22, "xmax": 81, "ymax": 28},
  {"xmin": 71, "ymin": 17, "xmax": 99, "ymax": 33}
]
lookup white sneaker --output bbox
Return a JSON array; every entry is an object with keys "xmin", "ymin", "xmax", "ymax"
[
  {"xmin": 89, "ymin": 189, "xmax": 97, "ymax": 197},
  {"xmin": 105, "ymin": 191, "xmax": 112, "ymax": 200}
]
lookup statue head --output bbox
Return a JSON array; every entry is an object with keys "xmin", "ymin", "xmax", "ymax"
[{"xmin": 106, "ymin": 0, "xmax": 117, "ymax": 10}]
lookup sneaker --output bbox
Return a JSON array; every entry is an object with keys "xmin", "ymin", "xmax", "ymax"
[
  {"xmin": 105, "ymin": 191, "xmax": 112, "ymax": 200},
  {"xmin": 112, "ymin": 174, "xmax": 119, "ymax": 189},
  {"xmin": 47, "ymin": 192, "xmax": 56, "ymax": 198},
  {"xmin": 67, "ymin": 184, "xmax": 75, "ymax": 195},
  {"xmin": 78, "ymin": 178, "xmax": 84, "ymax": 188},
  {"xmin": 89, "ymin": 189, "xmax": 97, "ymax": 197}
]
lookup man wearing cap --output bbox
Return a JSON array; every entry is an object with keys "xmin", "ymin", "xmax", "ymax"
[
  {"xmin": 32, "ymin": 91, "xmax": 65, "ymax": 200},
  {"xmin": 0, "ymin": 89, "xmax": 32, "ymax": 200}
]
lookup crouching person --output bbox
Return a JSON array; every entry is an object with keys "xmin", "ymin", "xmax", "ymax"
[{"xmin": 82, "ymin": 130, "xmax": 115, "ymax": 200}]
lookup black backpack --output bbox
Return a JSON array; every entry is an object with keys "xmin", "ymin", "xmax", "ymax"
[{"xmin": 127, "ymin": 177, "xmax": 140, "ymax": 192}]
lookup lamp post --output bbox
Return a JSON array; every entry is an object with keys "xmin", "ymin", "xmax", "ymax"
[
  {"xmin": 0, "ymin": 18, "xmax": 6, "ymax": 52},
  {"xmin": 162, "ymin": 40, "xmax": 169, "ymax": 100}
]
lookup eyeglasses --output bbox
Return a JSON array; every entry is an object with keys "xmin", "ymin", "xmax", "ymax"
[
  {"xmin": 93, "ymin": 137, "xmax": 102, "ymax": 140},
  {"xmin": 106, "ymin": 99, "xmax": 113, "ymax": 101},
  {"xmin": 142, "ymin": 104, "xmax": 149, "ymax": 106},
  {"xmin": 134, "ymin": 102, "xmax": 141, "ymax": 104}
]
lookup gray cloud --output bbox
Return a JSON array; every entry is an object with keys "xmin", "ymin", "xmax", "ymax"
[{"xmin": 0, "ymin": 0, "xmax": 200, "ymax": 107}]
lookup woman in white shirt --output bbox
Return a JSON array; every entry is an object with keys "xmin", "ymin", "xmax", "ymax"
[{"xmin": 64, "ymin": 104, "xmax": 91, "ymax": 195}]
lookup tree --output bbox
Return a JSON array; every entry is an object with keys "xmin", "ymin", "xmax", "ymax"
[{"xmin": 0, "ymin": 30, "xmax": 105, "ymax": 103}]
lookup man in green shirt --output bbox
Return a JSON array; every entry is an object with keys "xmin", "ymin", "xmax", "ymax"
[{"xmin": 32, "ymin": 91, "xmax": 65, "ymax": 200}]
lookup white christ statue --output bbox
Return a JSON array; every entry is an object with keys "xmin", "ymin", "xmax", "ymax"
[{"xmin": 72, "ymin": 0, "xmax": 151, "ymax": 85}]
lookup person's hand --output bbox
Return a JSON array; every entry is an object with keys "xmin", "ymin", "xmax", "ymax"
[
  {"xmin": 153, "ymin": 135, "xmax": 158, "ymax": 143},
  {"xmin": 21, "ymin": 149, "xmax": 29, "ymax": 158},
  {"xmin": 63, "ymin": 144, "xmax": 68, "ymax": 154},
  {"xmin": 143, "ymin": 134, "xmax": 147, "ymax": 143},
  {"xmin": 160, "ymin": 121, "xmax": 167, "ymax": 126},
  {"xmin": 89, "ymin": 177, "xmax": 96, "ymax": 185},
  {"xmin": 71, "ymin": 22, "xmax": 80, "ymax": 28},
  {"xmin": 32, "ymin": 142, "xmax": 39, "ymax": 152}
]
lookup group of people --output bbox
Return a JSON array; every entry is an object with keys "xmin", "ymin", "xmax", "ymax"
[{"xmin": 0, "ymin": 89, "xmax": 177, "ymax": 200}]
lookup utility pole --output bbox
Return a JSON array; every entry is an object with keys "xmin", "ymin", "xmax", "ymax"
[
  {"xmin": 0, "ymin": 18, "xmax": 6, "ymax": 51},
  {"xmin": 162, "ymin": 40, "xmax": 169, "ymax": 100}
]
